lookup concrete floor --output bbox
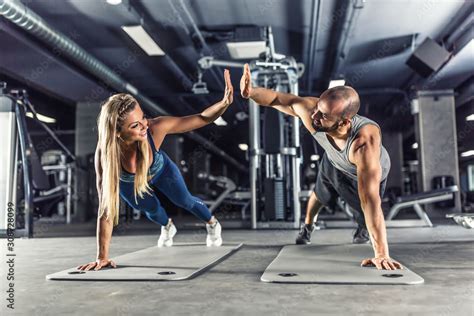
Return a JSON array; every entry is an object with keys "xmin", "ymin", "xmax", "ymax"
[{"xmin": 1, "ymin": 224, "xmax": 473, "ymax": 316}]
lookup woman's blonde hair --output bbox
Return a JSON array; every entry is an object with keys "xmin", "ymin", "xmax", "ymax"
[{"xmin": 96, "ymin": 93, "xmax": 153, "ymax": 226}]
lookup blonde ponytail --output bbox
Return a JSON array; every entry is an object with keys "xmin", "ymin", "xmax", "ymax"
[{"xmin": 96, "ymin": 93, "xmax": 153, "ymax": 226}]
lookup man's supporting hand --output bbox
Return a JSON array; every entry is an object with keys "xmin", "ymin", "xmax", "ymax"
[{"xmin": 361, "ymin": 257, "xmax": 404, "ymax": 270}]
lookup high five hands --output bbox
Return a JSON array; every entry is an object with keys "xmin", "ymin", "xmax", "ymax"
[
  {"xmin": 223, "ymin": 63, "xmax": 252, "ymax": 102},
  {"xmin": 240, "ymin": 63, "xmax": 252, "ymax": 99},
  {"xmin": 222, "ymin": 69, "xmax": 234, "ymax": 106}
]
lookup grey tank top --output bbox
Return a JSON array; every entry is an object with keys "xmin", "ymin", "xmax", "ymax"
[{"xmin": 311, "ymin": 114, "xmax": 391, "ymax": 181}]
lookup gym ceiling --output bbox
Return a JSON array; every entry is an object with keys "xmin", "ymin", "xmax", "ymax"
[{"xmin": 0, "ymin": 0, "xmax": 472, "ymax": 165}]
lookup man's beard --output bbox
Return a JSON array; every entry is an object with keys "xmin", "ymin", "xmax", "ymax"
[{"xmin": 312, "ymin": 119, "xmax": 341, "ymax": 133}]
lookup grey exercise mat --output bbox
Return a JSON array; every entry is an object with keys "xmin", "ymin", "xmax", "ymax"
[
  {"xmin": 261, "ymin": 244, "xmax": 424, "ymax": 285},
  {"xmin": 46, "ymin": 243, "xmax": 242, "ymax": 281}
]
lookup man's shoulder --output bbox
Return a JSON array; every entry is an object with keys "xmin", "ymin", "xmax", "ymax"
[
  {"xmin": 350, "ymin": 124, "xmax": 381, "ymax": 151},
  {"xmin": 357, "ymin": 123, "xmax": 380, "ymax": 136}
]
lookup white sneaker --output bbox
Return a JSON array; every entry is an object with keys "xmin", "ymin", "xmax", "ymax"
[
  {"xmin": 157, "ymin": 220, "xmax": 177, "ymax": 247},
  {"xmin": 206, "ymin": 216, "xmax": 223, "ymax": 247}
]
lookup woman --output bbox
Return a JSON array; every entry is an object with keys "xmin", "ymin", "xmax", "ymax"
[{"xmin": 78, "ymin": 70, "xmax": 233, "ymax": 271}]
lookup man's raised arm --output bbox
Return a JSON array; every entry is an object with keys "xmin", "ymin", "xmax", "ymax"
[{"xmin": 240, "ymin": 63, "xmax": 317, "ymax": 124}]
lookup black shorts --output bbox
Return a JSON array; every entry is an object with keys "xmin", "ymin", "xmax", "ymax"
[{"xmin": 314, "ymin": 152, "xmax": 387, "ymax": 227}]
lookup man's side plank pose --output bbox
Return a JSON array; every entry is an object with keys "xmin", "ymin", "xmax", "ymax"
[{"xmin": 240, "ymin": 64, "xmax": 402, "ymax": 270}]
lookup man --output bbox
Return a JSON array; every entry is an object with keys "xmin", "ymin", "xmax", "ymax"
[{"xmin": 240, "ymin": 64, "xmax": 402, "ymax": 270}]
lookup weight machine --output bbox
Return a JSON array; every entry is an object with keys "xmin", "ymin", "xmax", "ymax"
[
  {"xmin": 0, "ymin": 83, "xmax": 75, "ymax": 238},
  {"xmin": 196, "ymin": 26, "xmax": 305, "ymax": 229}
]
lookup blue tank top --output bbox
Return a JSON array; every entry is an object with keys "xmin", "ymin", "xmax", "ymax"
[{"xmin": 120, "ymin": 129, "xmax": 164, "ymax": 183}]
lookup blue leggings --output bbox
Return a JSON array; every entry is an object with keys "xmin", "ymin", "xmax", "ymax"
[{"xmin": 119, "ymin": 152, "xmax": 212, "ymax": 226}]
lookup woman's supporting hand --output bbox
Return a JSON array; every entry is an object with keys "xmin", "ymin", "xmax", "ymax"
[
  {"xmin": 222, "ymin": 69, "xmax": 234, "ymax": 106},
  {"xmin": 77, "ymin": 258, "xmax": 117, "ymax": 271}
]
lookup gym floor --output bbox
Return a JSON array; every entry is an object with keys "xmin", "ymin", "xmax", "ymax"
[{"xmin": 1, "ymin": 223, "xmax": 473, "ymax": 315}]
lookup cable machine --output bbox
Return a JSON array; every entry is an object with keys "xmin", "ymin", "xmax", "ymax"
[
  {"xmin": 0, "ymin": 83, "xmax": 75, "ymax": 238},
  {"xmin": 195, "ymin": 26, "xmax": 305, "ymax": 229},
  {"xmin": 248, "ymin": 49, "xmax": 304, "ymax": 228}
]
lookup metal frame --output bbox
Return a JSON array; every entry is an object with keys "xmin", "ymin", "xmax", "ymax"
[
  {"xmin": 446, "ymin": 213, "xmax": 474, "ymax": 229},
  {"xmin": 468, "ymin": 164, "xmax": 474, "ymax": 191},
  {"xmin": 0, "ymin": 93, "xmax": 23, "ymax": 237},
  {"xmin": 14, "ymin": 98, "xmax": 34, "ymax": 237},
  {"xmin": 42, "ymin": 163, "xmax": 75, "ymax": 224},
  {"xmin": 1, "ymin": 90, "xmax": 78, "ymax": 238},
  {"xmin": 386, "ymin": 186, "xmax": 458, "ymax": 227},
  {"xmin": 249, "ymin": 59, "xmax": 302, "ymax": 229},
  {"xmin": 0, "ymin": 96, "xmax": 33, "ymax": 238},
  {"xmin": 190, "ymin": 26, "xmax": 305, "ymax": 229},
  {"xmin": 199, "ymin": 173, "xmax": 237, "ymax": 214}
]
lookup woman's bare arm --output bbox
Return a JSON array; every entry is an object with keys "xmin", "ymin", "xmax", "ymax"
[
  {"xmin": 95, "ymin": 146, "xmax": 113, "ymax": 258},
  {"xmin": 149, "ymin": 101, "xmax": 229, "ymax": 135},
  {"xmin": 149, "ymin": 69, "xmax": 234, "ymax": 135},
  {"xmin": 77, "ymin": 146, "xmax": 116, "ymax": 271}
]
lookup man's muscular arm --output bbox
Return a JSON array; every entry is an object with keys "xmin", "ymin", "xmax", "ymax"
[
  {"xmin": 352, "ymin": 125, "xmax": 403, "ymax": 270},
  {"xmin": 240, "ymin": 63, "xmax": 317, "ymax": 132}
]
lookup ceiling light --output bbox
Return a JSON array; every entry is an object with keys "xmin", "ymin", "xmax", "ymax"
[
  {"xmin": 213, "ymin": 117, "xmax": 227, "ymax": 126},
  {"xmin": 226, "ymin": 41, "xmax": 266, "ymax": 59},
  {"xmin": 125, "ymin": 83, "xmax": 138, "ymax": 95},
  {"xmin": 121, "ymin": 25, "xmax": 165, "ymax": 56},
  {"xmin": 461, "ymin": 150, "xmax": 474, "ymax": 158},
  {"xmin": 466, "ymin": 114, "xmax": 474, "ymax": 121},
  {"xmin": 328, "ymin": 79, "xmax": 345, "ymax": 89},
  {"xmin": 239, "ymin": 144, "xmax": 248, "ymax": 151},
  {"xmin": 106, "ymin": 0, "xmax": 122, "ymax": 5},
  {"xmin": 412, "ymin": 142, "xmax": 418, "ymax": 149},
  {"xmin": 26, "ymin": 112, "xmax": 56, "ymax": 124}
]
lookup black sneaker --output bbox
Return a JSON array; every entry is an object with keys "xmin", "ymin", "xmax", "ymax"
[
  {"xmin": 352, "ymin": 226, "xmax": 370, "ymax": 244},
  {"xmin": 296, "ymin": 224, "xmax": 314, "ymax": 245}
]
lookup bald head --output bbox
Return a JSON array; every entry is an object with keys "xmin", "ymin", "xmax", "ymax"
[{"xmin": 320, "ymin": 86, "xmax": 360, "ymax": 120}]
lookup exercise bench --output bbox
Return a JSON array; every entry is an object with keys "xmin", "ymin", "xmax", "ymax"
[{"xmin": 385, "ymin": 185, "xmax": 458, "ymax": 227}]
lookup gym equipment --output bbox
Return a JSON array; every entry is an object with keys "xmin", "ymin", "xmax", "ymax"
[
  {"xmin": 0, "ymin": 82, "xmax": 19, "ymax": 236},
  {"xmin": 446, "ymin": 213, "xmax": 474, "ymax": 229},
  {"xmin": 261, "ymin": 244, "xmax": 424, "ymax": 285},
  {"xmin": 224, "ymin": 190, "xmax": 314, "ymax": 227},
  {"xmin": 312, "ymin": 197, "xmax": 359, "ymax": 229},
  {"xmin": 197, "ymin": 171, "xmax": 314, "ymax": 226},
  {"xmin": 0, "ymin": 84, "xmax": 75, "ymax": 238},
  {"xmin": 192, "ymin": 152, "xmax": 211, "ymax": 197},
  {"xmin": 196, "ymin": 26, "xmax": 304, "ymax": 229},
  {"xmin": 198, "ymin": 173, "xmax": 236, "ymax": 213},
  {"xmin": 248, "ymin": 26, "xmax": 304, "ymax": 229},
  {"xmin": 386, "ymin": 185, "xmax": 458, "ymax": 227},
  {"xmin": 191, "ymin": 69, "xmax": 209, "ymax": 94},
  {"xmin": 412, "ymin": 90, "xmax": 461, "ymax": 213},
  {"xmin": 432, "ymin": 175, "xmax": 455, "ymax": 207},
  {"xmin": 46, "ymin": 243, "xmax": 243, "ymax": 281}
]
